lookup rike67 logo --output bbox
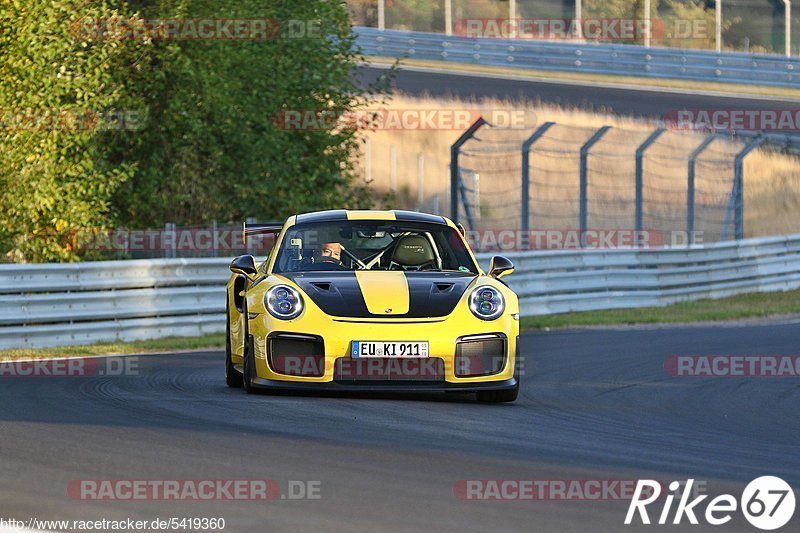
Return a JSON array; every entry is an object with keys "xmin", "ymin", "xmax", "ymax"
[{"xmin": 626, "ymin": 477, "xmax": 796, "ymax": 530}]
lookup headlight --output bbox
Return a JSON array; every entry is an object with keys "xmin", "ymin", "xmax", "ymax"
[
  {"xmin": 265, "ymin": 284, "xmax": 304, "ymax": 320},
  {"xmin": 469, "ymin": 285, "xmax": 505, "ymax": 320}
]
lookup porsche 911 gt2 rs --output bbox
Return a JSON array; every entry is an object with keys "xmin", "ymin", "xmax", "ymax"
[{"xmin": 225, "ymin": 209, "xmax": 520, "ymax": 402}]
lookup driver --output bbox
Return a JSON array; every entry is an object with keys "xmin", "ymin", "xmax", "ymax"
[{"xmin": 317, "ymin": 242, "xmax": 343, "ymax": 265}]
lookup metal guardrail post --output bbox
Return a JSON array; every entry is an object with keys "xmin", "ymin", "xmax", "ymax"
[
  {"xmin": 687, "ymin": 134, "xmax": 719, "ymax": 244},
  {"xmin": 579, "ymin": 126, "xmax": 612, "ymax": 247},
  {"xmin": 521, "ymin": 122, "xmax": 555, "ymax": 243},
  {"xmin": 635, "ymin": 128, "xmax": 666, "ymax": 242},
  {"xmin": 450, "ymin": 117, "xmax": 486, "ymax": 224}
]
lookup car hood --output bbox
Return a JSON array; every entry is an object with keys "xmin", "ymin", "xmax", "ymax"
[{"xmin": 281, "ymin": 271, "xmax": 476, "ymax": 319}]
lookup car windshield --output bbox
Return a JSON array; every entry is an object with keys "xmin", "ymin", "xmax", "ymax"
[{"xmin": 273, "ymin": 221, "xmax": 478, "ymax": 274}]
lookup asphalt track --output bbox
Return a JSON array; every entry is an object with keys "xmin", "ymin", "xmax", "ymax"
[
  {"xmin": 2, "ymin": 322, "xmax": 799, "ymax": 532},
  {"xmin": 357, "ymin": 65, "xmax": 800, "ymax": 118}
]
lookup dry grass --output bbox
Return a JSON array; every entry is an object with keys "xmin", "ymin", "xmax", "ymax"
[{"xmin": 356, "ymin": 94, "xmax": 800, "ymax": 239}]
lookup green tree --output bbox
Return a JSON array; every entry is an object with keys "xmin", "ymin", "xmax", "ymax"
[
  {"xmin": 111, "ymin": 0, "xmax": 379, "ymax": 228},
  {"xmin": 1, "ymin": 0, "xmax": 384, "ymax": 261},
  {"xmin": 0, "ymin": 1, "xmax": 152, "ymax": 262}
]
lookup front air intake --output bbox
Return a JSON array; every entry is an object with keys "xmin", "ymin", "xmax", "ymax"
[
  {"xmin": 454, "ymin": 334, "xmax": 507, "ymax": 377},
  {"xmin": 268, "ymin": 333, "xmax": 325, "ymax": 377}
]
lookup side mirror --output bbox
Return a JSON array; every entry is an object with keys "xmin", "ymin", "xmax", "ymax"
[
  {"xmin": 488, "ymin": 255, "xmax": 514, "ymax": 279},
  {"xmin": 230, "ymin": 255, "xmax": 258, "ymax": 278}
]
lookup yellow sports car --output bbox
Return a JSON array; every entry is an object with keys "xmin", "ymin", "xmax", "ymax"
[{"xmin": 225, "ymin": 210, "xmax": 520, "ymax": 402}]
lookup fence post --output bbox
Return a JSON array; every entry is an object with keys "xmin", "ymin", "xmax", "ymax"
[
  {"xmin": 723, "ymin": 134, "xmax": 765, "ymax": 240},
  {"xmin": 450, "ymin": 117, "xmax": 486, "ymax": 223},
  {"xmin": 687, "ymin": 134, "xmax": 718, "ymax": 245},
  {"xmin": 389, "ymin": 144, "xmax": 397, "ymax": 193},
  {"xmin": 734, "ymin": 134, "xmax": 766, "ymax": 240},
  {"xmin": 635, "ymin": 128, "xmax": 666, "ymax": 243},
  {"xmin": 164, "ymin": 222, "xmax": 176, "ymax": 259},
  {"xmin": 521, "ymin": 122, "xmax": 555, "ymax": 245},
  {"xmin": 580, "ymin": 126, "xmax": 612, "ymax": 247},
  {"xmin": 364, "ymin": 137, "xmax": 372, "ymax": 183},
  {"xmin": 458, "ymin": 172, "xmax": 477, "ymax": 231},
  {"xmin": 245, "ymin": 217, "xmax": 256, "ymax": 255},
  {"xmin": 212, "ymin": 220, "xmax": 219, "ymax": 257},
  {"xmin": 416, "ymin": 153, "xmax": 425, "ymax": 211}
]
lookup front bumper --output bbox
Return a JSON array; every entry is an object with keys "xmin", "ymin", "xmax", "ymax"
[
  {"xmin": 249, "ymin": 375, "xmax": 519, "ymax": 393},
  {"xmin": 246, "ymin": 311, "xmax": 520, "ymax": 386}
]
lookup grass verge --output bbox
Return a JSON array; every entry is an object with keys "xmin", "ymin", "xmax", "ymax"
[
  {"xmin": 0, "ymin": 333, "xmax": 225, "ymax": 361},
  {"xmin": 521, "ymin": 289, "xmax": 800, "ymax": 329},
  {"xmin": 366, "ymin": 56, "xmax": 800, "ymax": 100}
]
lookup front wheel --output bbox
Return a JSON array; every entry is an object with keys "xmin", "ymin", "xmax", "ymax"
[
  {"xmin": 225, "ymin": 302, "xmax": 243, "ymax": 388},
  {"xmin": 242, "ymin": 335, "xmax": 256, "ymax": 394}
]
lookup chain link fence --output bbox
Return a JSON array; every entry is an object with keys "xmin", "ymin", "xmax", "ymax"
[{"xmin": 451, "ymin": 118, "xmax": 794, "ymax": 251}]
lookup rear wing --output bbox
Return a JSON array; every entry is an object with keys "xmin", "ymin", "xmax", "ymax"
[{"xmin": 242, "ymin": 222, "xmax": 283, "ymax": 246}]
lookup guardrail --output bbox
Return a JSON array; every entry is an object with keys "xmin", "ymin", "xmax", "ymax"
[
  {"xmin": 0, "ymin": 258, "xmax": 230, "ymax": 349},
  {"xmin": 1, "ymin": 233, "xmax": 799, "ymax": 349},
  {"xmin": 501, "ymin": 233, "xmax": 800, "ymax": 315},
  {"xmin": 354, "ymin": 26, "xmax": 800, "ymax": 88}
]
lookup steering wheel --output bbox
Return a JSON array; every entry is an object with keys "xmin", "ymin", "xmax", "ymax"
[{"xmin": 310, "ymin": 260, "xmax": 349, "ymax": 271}]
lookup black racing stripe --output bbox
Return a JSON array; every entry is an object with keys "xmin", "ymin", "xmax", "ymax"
[
  {"xmin": 283, "ymin": 272, "xmax": 370, "ymax": 317},
  {"xmin": 405, "ymin": 272, "xmax": 473, "ymax": 318},
  {"xmin": 284, "ymin": 271, "xmax": 473, "ymax": 319},
  {"xmin": 295, "ymin": 210, "xmax": 348, "ymax": 224},
  {"xmin": 392, "ymin": 210, "xmax": 447, "ymax": 224}
]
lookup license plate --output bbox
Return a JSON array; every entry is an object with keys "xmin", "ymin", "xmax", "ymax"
[{"xmin": 352, "ymin": 341, "xmax": 429, "ymax": 358}]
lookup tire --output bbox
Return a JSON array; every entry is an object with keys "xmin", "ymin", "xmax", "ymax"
[
  {"xmin": 242, "ymin": 303, "xmax": 256, "ymax": 394},
  {"xmin": 476, "ymin": 379, "xmax": 519, "ymax": 403},
  {"xmin": 243, "ymin": 336, "xmax": 257, "ymax": 394},
  {"xmin": 225, "ymin": 301, "xmax": 243, "ymax": 388}
]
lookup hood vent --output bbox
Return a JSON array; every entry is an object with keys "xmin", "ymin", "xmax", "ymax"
[{"xmin": 284, "ymin": 272, "xmax": 473, "ymax": 318}]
